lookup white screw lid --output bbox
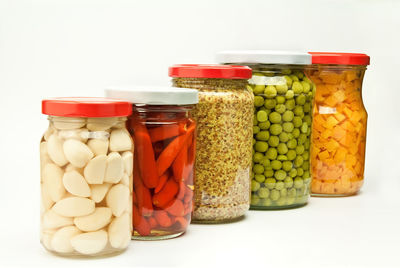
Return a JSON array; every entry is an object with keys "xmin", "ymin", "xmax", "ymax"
[
  {"xmin": 217, "ymin": 50, "xmax": 311, "ymax": 65},
  {"xmin": 105, "ymin": 86, "xmax": 198, "ymax": 105}
]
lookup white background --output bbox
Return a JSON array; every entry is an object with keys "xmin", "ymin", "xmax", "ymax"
[{"xmin": 0, "ymin": 0, "xmax": 400, "ymax": 267}]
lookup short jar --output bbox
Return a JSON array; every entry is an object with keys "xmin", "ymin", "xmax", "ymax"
[
  {"xmin": 40, "ymin": 97, "xmax": 133, "ymax": 257},
  {"xmin": 107, "ymin": 87, "xmax": 198, "ymax": 240},
  {"xmin": 218, "ymin": 51, "xmax": 315, "ymax": 209},
  {"xmin": 306, "ymin": 52, "xmax": 370, "ymax": 196},
  {"xmin": 169, "ymin": 64, "xmax": 254, "ymax": 223}
]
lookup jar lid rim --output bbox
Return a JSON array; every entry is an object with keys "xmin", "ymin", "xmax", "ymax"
[
  {"xmin": 168, "ymin": 64, "xmax": 252, "ymax": 79},
  {"xmin": 217, "ymin": 50, "xmax": 311, "ymax": 65},
  {"xmin": 309, "ymin": 52, "xmax": 370, "ymax": 65}
]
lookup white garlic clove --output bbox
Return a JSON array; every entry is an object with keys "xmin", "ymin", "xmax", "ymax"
[
  {"xmin": 43, "ymin": 127, "xmax": 55, "ymax": 141},
  {"xmin": 108, "ymin": 212, "xmax": 131, "ymax": 249},
  {"xmin": 74, "ymin": 207, "xmax": 112, "ymax": 232},
  {"xmin": 58, "ymin": 128, "xmax": 89, "ymax": 143},
  {"xmin": 70, "ymin": 230, "xmax": 108, "ymax": 255},
  {"xmin": 104, "ymin": 152, "xmax": 124, "ymax": 183},
  {"xmin": 87, "ymin": 139, "xmax": 109, "ymax": 156},
  {"xmin": 84, "ymin": 155, "xmax": 107, "ymax": 184},
  {"xmin": 41, "ymin": 184, "xmax": 54, "ymax": 211},
  {"xmin": 51, "ymin": 226, "xmax": 81, "ymax": 253},
  {"xmin": 62, "ymin": 170, "xmax": 91, "ymax": 197},
  {"xmin": 65, "ymin": 163, "xmax": 84, "ymax": 174},
  {"xmin": 90, "ymin": 183, "xmax": 111, "ymax": 203},
  {"xmin": 86, "ymin": 117, "xmax": 117, "ymax": 131},
  {"xmin": 41, "ymin": 229, "xmax": 56, "ymax": 250},
  {"xmin": 121, "ymin": 151, "xmax": 133, "ymax": 175},
  {"xmin": 53, "ymin": 117, "xmax": 86, "ymax": 130},
  {"xmin": 47, "ymin": 134, "xmax": 68, "ymax": 166},
  {"xmin": 121, "ymin": 173, "xmax": 129, "ymax": 187},
  {"xmin": 52, "ymin": 197, "xmax": 95, "ymax": 217},
  {"xmin": 42, "ymin": 163, "xmax": 65, "ymax": 202},
  {"xmin": 106, "ymin": 184, "xmax": 129, "ymax": 217},
  {"xmin": 63, "ymin": 139, "xmax": 93, "ymax": 168},
  {"xmin": 109, "ymin": 129, "xmax": 132, "ymax": 152},
  {"xmin": 42, "ymin": 210, "xmax": 73, "ymax": 230},
  {"xmin": 40, "ymin": 142, "xmax": 53, "ymax": 178}
]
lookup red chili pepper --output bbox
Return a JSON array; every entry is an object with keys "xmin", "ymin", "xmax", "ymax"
[
  {"xmin": 183, "ymin": 188, "xmax": 193, "ymax": 205},
  {"xmin": 133, "ymin": 121, "xmax": 159, "ymax": 188},
  {"xmin": 172, "ymin": 142, "xmax": 187, "ymax": 182},
  {"xmin": 148, "ymin": 217, "xmax": 158, "ymax": 229},
  {"xmin": 165, "ymin": 199, "xmax": 185, "ymax": 217},
  {"xmin": 133, "ymin": 157, "xmax": 153, "ymax": 216},
  {"xmin": 133, "ymin": 206, "xmax": 151, "ymax": 236},
  {"xmin": 154, "ymin": 172, "xmax": 169, "ymax": 194},
  {"xmin": 176, "ymin": 181, "xmax": 187, "ymax": 200},
  {"xmin": 132, "ymin": 190, "xmax": 137, "ymax": 205},
  {"xmin": 173, "ymin": 216, "xmax": 188, "ymax": 230},
  {"xmin": 156, "ymin": 124, "xmax": 195, "ymax": 176},
  {"xmin": 149, "ymin": 122, "xmax": 187, "ymax": 143},
  {"xmin": 152, "ymin": 178, "xmax": 179, "ymax": 208},
  {"xmin": 154, "ymin": 211, "xmax": 172, "ymax": 228},
  {"xmin": 183, "ymin": 133, "xmax": 196, "ymax": 182}
]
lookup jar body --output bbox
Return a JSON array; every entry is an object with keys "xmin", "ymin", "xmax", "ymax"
[
  {"xmin": 245, "ymin": 64, "xmax": 315, "ymax": 209},
  {"xmin": 40, "ymin": 116, "xmax": 133, "ymax": 256},
  {"xmin": 307, "ymin": 65, "xmax": 367, "ymax": 196},
  {"xmin": 128, "ymin": 105, "xmax": 195, "ymax": 240},
  {"xmin": 172, "ymin": 78, "xmax": 253, "ymax": 223}
]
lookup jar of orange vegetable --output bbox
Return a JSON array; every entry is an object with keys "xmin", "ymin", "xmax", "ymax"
[
  {"xmin": 106, "ymin": 87, "xmax": 198, "ymax": 240},
  {"xmin": 307, "ymin": 52, "xmax": 370, "ymax": 196}
]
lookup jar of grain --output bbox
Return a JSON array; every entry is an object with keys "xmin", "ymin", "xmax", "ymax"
[
  {"xmin": 40, "ymin": 98, "xmax": 133, "ymax": 257},
  {"xmin": 169, "ymin": 64, "xmax": 254, "ymax": 223}
]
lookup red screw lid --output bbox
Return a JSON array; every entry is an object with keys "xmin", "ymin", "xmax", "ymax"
[
  {"xmin": 309, "ymin": 52, "xmax": 370, "ymax": 66},
  {"xmin": 42, "ymin": 97, "xmax": 132, "ymax": 117},
  {"xmin": 169, "ymin": 64, "xmax": 252, "ymax": 79}
]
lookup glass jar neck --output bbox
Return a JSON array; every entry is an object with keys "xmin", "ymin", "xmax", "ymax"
[
  {"xmin": 132, "ymin": 104, "xmax": 193, "ymax": 122},
  {"xmin": 48, "ymin": 115, "xmax": 127, "ymax": 123},
  {"xmin": 172, "ymin": 77, "xmax": 248, "ymax": 91}
]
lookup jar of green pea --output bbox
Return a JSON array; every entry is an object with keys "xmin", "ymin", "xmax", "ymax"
[{"xmin": 217, "ymin": 51, "xmax": 315, "ymax": 209}]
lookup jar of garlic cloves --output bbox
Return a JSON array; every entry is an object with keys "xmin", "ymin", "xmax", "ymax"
[{"xmin": 40, "ymin": 97, "xmax": 133, "ymax": 257}]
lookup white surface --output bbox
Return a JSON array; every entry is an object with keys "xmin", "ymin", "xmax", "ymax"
[
  {"xmin": 0, "ymin": 0, "xmax": 399, "ymax": 267},
  {"xmin": 217, "ymin": 50, "xmax": 312, "ymax": 65}
]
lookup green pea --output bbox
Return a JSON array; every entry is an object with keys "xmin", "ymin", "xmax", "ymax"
[
  {"xmin": 255, "ymin": 141, "xmax": 268, "ymax": 152},
  {"xmin": 253, "ymin": 126, "xmax": 260, "ymax": 134},
  {"xmin": 274, "ymin": 170, "xmax": 286, "ymax": 180},
  {"xmin": 255, "ymin": 174, "xmax": 265, "ymax": 183},
  {"xmin": 301, "ymin": 81, "xmax": 311, "ymax": 93},
  {"xmin": 264, "ymin": 169, "xmax": 274, "ymax": 177},
  {"xmin": 282, "ymin": 69, "xmax": 292, "ymax": 75},
  {"xmin": 276, "ymin": 83, "xmax": 288, "ymax": 94},
  {"xmin": 294, "ymin": 177, "xmax": 304, "ymax": 188},
  {"xmin": 303, "ymin": 171, "xmax": 310, "ymax": 180},
  {"xmin": 282, "ymin": 161, "xmax": 293, "ymax": 171},
  {"xmin": 275, "ymin": 181, "xmax": 285, "ymax": 190},
  {"xmin": 252, "ymin": 138, "xmax": 256, "ymax": 145},
  {"xmin": 293, "ymin": 116, "xmax": 302, "ymax": 127},
  {"xmin": 253, "ymin": 164, "xmax": 264, "ymax": 174},
  {"xmin": 287, "ymin": 197, "xmax": 295, "ymax": 205},
  {"xmin": 284, "ymin": 176, "xmax": 294, "ymax": 188},
  {"xmin": 253, "ymin": 116, "xmax": 258, "ymax": 126},
  {"xmin": 268, "ymin": 135, "xmax": 280, "ymax": 147},
  {"xmin": 257, "ymin": 110, "xmax": 268, "ymax": 122},
  {"xmin": 294, "ymin": 155, "xmax": 304, "ymax": 167},
  {"xmin": 304, "ymin": 102, "xmax": 311, "ymax": 113},
  {"xmin": 269, "ymin": 112, "xmax": 281, "ymax": 123},
  {"xmin": 282, "ymin": 122, "xmax": 294, "ymax": 133},
  {"xmin": 276, "ymin": 96, "xmax": 286, "ymax": 104},
  {"xmin": 247, "ymin": 85, "xmax": 254, "ymax": 92},
  {"xmin": 275, "ymin": 104, "xmax": 286, "ymax": 114},
  {"xmin": 253, "ymin": 152, "xmax": 263, "ymax": 163},
  {"xmin": 266, "ymin": 148, "xmax": 277, "ymax": 160},
  {"xmin": 254, "ymin": 96, "xmax": 264, "ymax": 107},
  {"xmin": 264, "ymin": 99, "xmax": 276, "ymax": 109},
  {"xmin": 304, "ymin": 139, "xmax": 310, "ymax": 150},
  {"xmin": 270, "ymin": 189, "xmax": 280, "ymax": 200},
  {"xmin": 271, "ymin": 160, "xmax": 282, "ymax": 170},
  {"xmin": 277, "ymin": 155, "xmax": 287, "ymax": 161},
  {"xmin": 258, "ymin": 121, "xmax": 270, "ymax": 130},
  {"xmin": 289, "ymin": 168, "xmax": 297, "ymax": 178},
  {"xmin": 287, "ymin": 150, "xmax": 297, "ymax": 160},
  {"xmin": 251, "ymin": 180, "xmax": 260, "ymax": 191},
  {"xmin": 261, "ymin": 198, "xmax": 272, "ymax": 206},
  {"xmin": 294, "ymin": 71, "xmax": 304, "ymax": 79},
  {"xmin": 303, "ymin": 115, "xmax": 312, "ymax": 126},
  {"xmin": 290, "ymin": 75, "xmax": 299, "ymax": 82},
  {"xmin": 279, "ymin": 132, "xmax": 289, "ymax": 142},
  {"xmin": 260, "ymin": 157, "xmax": 271, "ymax": 167},
  {"xmin": 253, "ymin": 84, "xmax": 266, "ymax": 94},
  {"xmin": 276, "ymin": 143, "xmax": 287, "ymax": 155},
  {"xmin": 296, "ymin": 145, "xmax": 305, "ymax": 155},
  {"xmin": 292, "ymin": 81, "xmax": 303, "ymax": 94},
  {"xmin": 251, "ymin": 195, "xmax": 260, "ymax": 205},
  {"xmin": 280, "ymin": 188, "xmax": 288, "ymax": 197},
  {"xmin": 285, "ymin": 90, "xmax": 294, "ymax": 99},
  {"xmin": 302, "ymin": 161, "xmax": 309, "ymax": 171},
  {"xmin": 301, "ymin": 122, "xmax": 308, "ymax": 133},
  {"xmin": 270, "ymin": 124, "xmax": 283, "ymax": 135},
  {"xmin": 265, "ymin": 178, "xmax": 276, "ymax": 189},
  {"xmin": 292, "ymin": 128, "xmax": 300, "ymax": 138},
  {"xmin": 284, "ymin": 75, "xmax": 293, "ymax": 87},
  {"xmin": 297, "ymin": 167, "xmax": 304, "ymax": 176},
  {"xmin": 285, "ymin": 99, "xmax": 295, "ymax": 110},
  {"xmin": 287, "ymin": 139, "xmax": 297, "ymax": 149},
  {"xmin": 288, "ymin": 188, "xmax": 297, "ymax": 198},
  {"xmin": 276, "ymin": 197, "xmax": 286, "ymax": 206},
  {"xmin": 256, "ymin": 131, "xmax": 270, "ymax": 141},
  {"xmin": 296, "ymin": 94, "xmax": 306, "ymax": 105},
  {"xmin": 302, "ymin": 151, "xmax": 309, "ymax": 161},
  {"xmin": 282, "ymin": 110, "xmax": 294, "ymax": 122},
  {"xmin": 264, "ymin": 85, "xmax": 277, "ymax": 98},
  {"xmin": 258, "ymin": 187, "xmax": 270, "ymax": 198},
  {"xmin": 294, "ymin": 106, "xmax": 304, "ymax": 116},
  {"xmin": 298, "ymin": 133, "xmax": 307, "ymax": 144}
]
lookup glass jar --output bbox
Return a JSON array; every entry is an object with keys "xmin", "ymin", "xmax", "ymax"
[
  {"xmin": 169, "ymin": 64, "xmax": 253, "ymax": 223},
  {"xmin": 107, "ymin": 87, "xmax": 198, "ymax": 240},
  {"xmin": 218, "ymin": 51, "xmax": 315, "ymax": 209},
  {"xmin": 306, "ymin": 52, "xmax": 370, "ymax": 196},
  {"xmin": 40, "ymin": 98, "xmax": 133, "ymax": 257}
]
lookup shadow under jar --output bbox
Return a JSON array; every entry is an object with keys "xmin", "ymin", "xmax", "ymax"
[
  {"xmin": 218, "ymin": 51, "xmax": 315, "ymax": 209},
  {"xmin": 169, "ymin": 64, "xmax": 254, "ymax": 223},
  {"xmin": 40, "ymin": 98, "xmax": 133, "ymax": 257},
  {"xmin": 107, "ymin": 87, "xmax": 198, "ymax": 240},
  {"xmin": 306, "ymin": 52, "xmax": 370, "ymax": 196}
]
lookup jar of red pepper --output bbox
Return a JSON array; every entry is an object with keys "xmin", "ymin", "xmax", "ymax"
[{"xmin": 106, "ymin": 87, "xmax": 198, "ymax": 240}]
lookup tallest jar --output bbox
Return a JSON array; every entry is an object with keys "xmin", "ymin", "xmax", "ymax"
[
  {"xmin": 169, "ymin": 64, "xmax": 253, "ymax": 223},
  {"xmin": 218, "ymin": 51, "xmax": 315, "ymax": 209}
]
